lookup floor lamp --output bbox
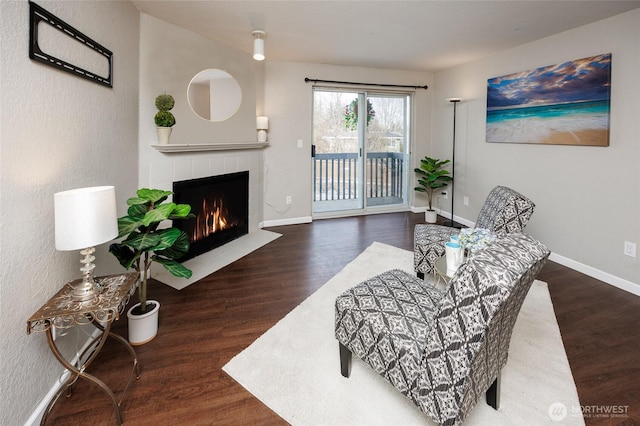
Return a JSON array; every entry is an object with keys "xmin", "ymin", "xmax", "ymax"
[{"xmin": 447, "ymin": 98, "xmax": 461, "ymax": 228}]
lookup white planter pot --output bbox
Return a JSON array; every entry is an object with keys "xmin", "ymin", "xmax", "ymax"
[
  {"xmin": 127, "ymin": 300, "xmax": 160, "ymax": 345},
  {"xmin": 156, "ymin": 127, "xmax": 172, "ymax": 145},
  {"xmin": 425, "ymin": 210, "xmax": 438, "ymax": 223}
]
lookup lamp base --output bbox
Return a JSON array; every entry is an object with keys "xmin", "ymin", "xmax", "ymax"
[
  {"xmin": 257, "ymin": 129, "xmax": 268, "ymax": 143},
  {"xmin": 70, "ymin": 246, "xmax": 100, "ymax": 303},
  {"xmin": 70, "ymin": 279, "xmax": 99, "ymax": 302}
]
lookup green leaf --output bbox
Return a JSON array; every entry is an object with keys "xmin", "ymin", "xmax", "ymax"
[
  {"xmin": 117, "ymin": 216, "xmax": 144, "ymax": 238},
  {"xmin": 122, "ymin": 227, "xmax": 181, "ymax": 252},
  {"xmin": 141, "ymin": 203, "xmax": 175, "ymax": 226},
  {"xmin": 108, "ymin": 243, "xmax": 140, "ymax": 270},
  {"xmin": 155, "ymin": 231, "xmax": 190, "ymax": 259},
  {"xmin": 126, "ymin": 197, "xmax": 150, "ymax": 207},
  {"xmin": 169, "ymin": 203, "xmax": 192, "ymax": 219},
  {"xmin": 127, "ymin": 203, "xmax": 148, "ymax": 220},
  {"xmin": 137, "ymin": 188, "xmax": 173, "ymax": 203},
  {"xmin": 152, "ymin": 256, "xmax": 193, "ymax": 278}
]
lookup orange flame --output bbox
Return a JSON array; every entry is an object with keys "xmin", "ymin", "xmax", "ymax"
[{"xmin": 192, "ymin": 197, "xmax": 232, "ymax": 241}]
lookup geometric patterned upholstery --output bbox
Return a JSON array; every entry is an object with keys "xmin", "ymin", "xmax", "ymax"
[
  {"xmin": 335, "ymin": 269, "xmax": 445, "ymax": 394},
  {"xmin": 474, "ymin": 185, "xmax": 536, "ymax": 233},
  {"xmin": 414, "ymin": 225, "xmax": 461, "ymax": 275},
  {"xmin": 336, "ymin": 233, "xmax": 550, "ymax": 426},
  {"xmin": 414, "ymin": 186, "xmax": 535, "ymax": 275}
]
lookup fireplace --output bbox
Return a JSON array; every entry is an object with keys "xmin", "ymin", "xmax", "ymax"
[{"xmin": 173, "ymin": 171, "xmax": 249, "ymax": 262}]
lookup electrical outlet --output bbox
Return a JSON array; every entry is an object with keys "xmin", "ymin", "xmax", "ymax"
[
  {"xmin": 440, "ymin": 191, "xmax": 448, "ymax": 199},
  {"xmin": 297, "ymin": 139, "xmax": 303, "ymax": 148},
  {"xmin": 463, "ymin": 196, "xmax": 469, "ymax": 206},
  {"xmin": 624, "ymin": 241, "xmax": 636, "ymax": 258},
  {"xmin": 286, "ymin": 196, "xmax": 292, "ymax": 205}
]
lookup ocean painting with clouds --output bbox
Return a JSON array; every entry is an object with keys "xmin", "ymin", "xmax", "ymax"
[{"xmin": 486, "ymin": 53, "xmax": 611, "ymax": 146}]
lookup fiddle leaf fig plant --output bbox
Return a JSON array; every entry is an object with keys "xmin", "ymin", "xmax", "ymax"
[
  {"xmin": 109, "ymin": 188, "xmax": 194, "ymax": 314},
  {"xmin": 414, "ymin": 156, "xmax": 452, "ymax": 211}
]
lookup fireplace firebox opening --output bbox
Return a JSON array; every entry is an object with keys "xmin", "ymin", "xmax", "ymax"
[{"xmin": 173, "ymin": 171, "xmax": 249, "ymax": 262}]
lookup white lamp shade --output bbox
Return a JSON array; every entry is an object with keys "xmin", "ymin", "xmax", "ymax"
[
  {"xmin": 253, "ymin": 38, "xmax": 265, "ymax": 61},
  {"xmin": 54, "ymin": 186, "xmax": 118, "ymax": 251},
  {"xmin": 256, "ymin": 116, "xmax": 269, "ymax": 130}
]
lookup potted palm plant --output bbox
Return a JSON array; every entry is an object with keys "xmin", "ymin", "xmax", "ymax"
[
  {"xmin": 109, "ymin": 188, "xmax": 194, "ymax": 345},
  {"xmin": 155, "ymin": 94, "xmax": 176, "ymax": 144},
  {"xmin": 414, "ymin": 156, "xmax": 452, "ymax": 223}
]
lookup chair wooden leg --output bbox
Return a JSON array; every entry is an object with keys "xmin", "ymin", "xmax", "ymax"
[
  {"xmin": 486, "ymin": 373, "xmax": 501, "ymax": 410},
  {"xmin": 339, "ymin": 342, "xmax": 351, "ymax": 378}
]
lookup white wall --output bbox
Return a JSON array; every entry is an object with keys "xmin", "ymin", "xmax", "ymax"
[
  {"xmin": 138, "ymin": 13, "xmax": 264, "ymax": 231},
  {"xmin": 0, "ymin": 1, "xmax": 140, "ymax": 424},
  {"xmin": 262, "ymin": 62, "xmax": 433, "ymax": 225},
  {"xmin": 432, "ymin": 9, "xmax": 640, "ymax": 291}
]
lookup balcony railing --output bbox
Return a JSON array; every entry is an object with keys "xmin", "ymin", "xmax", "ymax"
[{"xmin": 313, "ymin": 152, "xmax": 405, "ymax": 202}]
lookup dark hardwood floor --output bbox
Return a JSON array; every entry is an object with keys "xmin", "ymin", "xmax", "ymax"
[{"xmin": 44, "ymin": 212, "xmax": 640, "ymax": 425}]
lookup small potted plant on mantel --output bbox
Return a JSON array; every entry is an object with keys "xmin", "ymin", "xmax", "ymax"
[
  {"xmin": 414, "ymin": 156, "xmax": 452, "ymax": 223},
  {"xmin": 155, "ymin": 94, "xmax": 176, "ymax": 145},
  {"xmin": 109, "ymin": 188, "xmax": 194, "ymax": 345}
]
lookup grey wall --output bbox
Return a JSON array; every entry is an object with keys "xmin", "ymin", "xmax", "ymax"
[
  {"xmin": 0, "ymin": 1, "xmax": 140, "ymax": 424},
  {"xmin": 431, "ymin": 9, "xmax": 640, "ymax": 291},
  {"xmin": 262, "ymin": 61, "xmax": 433, "ymax": 225}
]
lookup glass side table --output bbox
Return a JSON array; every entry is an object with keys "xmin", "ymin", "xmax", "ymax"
[
  {"xmin": 433, "ymin": 255, "xmax": 466, "ymax": 287},
  {"xmin": 27, "ymin": 273, "xmax": 140, "ymax": 426},
  {"xmin": 433, "ymin": 256, "xmax": 453, "ymax": 286}
]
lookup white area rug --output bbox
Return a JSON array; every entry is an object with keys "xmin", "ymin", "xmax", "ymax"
[
  {"xmin": 153, "ymin": 229, "xmax": 281, "ymax": 290},
  {"xmin": 223, "ymin": 242, "xmax": 584, "ymax": 425}
]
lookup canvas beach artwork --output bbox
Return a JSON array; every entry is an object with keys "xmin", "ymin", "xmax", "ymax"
[{"xmin": 486, "ymin": 53, "xmax": 611, "ymax": 146}]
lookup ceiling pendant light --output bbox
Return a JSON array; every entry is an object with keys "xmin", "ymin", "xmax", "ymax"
[{"xmin": 252, "ymin": 30, "xmax": 265, "ymax": 61}]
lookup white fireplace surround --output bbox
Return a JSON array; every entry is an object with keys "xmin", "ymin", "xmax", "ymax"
[
  {"xmin": 143, "ymin": 145, "xmax": 277, "ymax": 288},
  {"xmin": 144, "ymin": 146, "xmax": 264, "ymax": 228}
]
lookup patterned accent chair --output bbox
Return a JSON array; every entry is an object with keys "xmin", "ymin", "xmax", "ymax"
[
  {"xmin": 335, "ymin": 233, "xmax": 550, "ymax": 426},
  {"xmin": 414, "ymin": 186, "xmax": 535, "ymax": 278}
]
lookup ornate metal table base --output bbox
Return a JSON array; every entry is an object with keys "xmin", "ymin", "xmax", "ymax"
[{"xmin": 28, "ymin": 273, "xmax": 140, "ymax": 425}]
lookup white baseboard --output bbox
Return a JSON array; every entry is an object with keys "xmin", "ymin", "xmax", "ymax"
[
  {"xmin": 410, "ymin": 207, "xmax": 475, "ymax": 228},
  {"xmin": 262, "ymin": 216, "xmax": 312, "ymax": 227},
  {"xmin": 549, "ymin": 252, "xmax": 640, "ymax": 296},
  {"xmin": 24, "ymin": 370, "xmax": 71, "ymax": 426},
  {"xmin": 407, "ymin": 209, "xmax": 638, "ymax": 296},
  {"xmin": 25, "ymin": 327, "xmax": 103, "ymax": 426},
  {"xmin": 410, "ymin": 205, "xmax": 429, "ymax": 214}
]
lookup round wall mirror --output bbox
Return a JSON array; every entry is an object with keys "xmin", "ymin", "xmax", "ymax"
[{"xmin": 187, "ymin": 69, "xmax": 242, "ymax": 122}]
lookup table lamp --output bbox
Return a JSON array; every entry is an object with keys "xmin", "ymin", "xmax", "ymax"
[
  {"xmin": 54, "ymin": 186, "xmax": 118, "ymax": 302},
  {"xmin": 257, "ymin": 116, "xmax": 269, "ymax": 142}
]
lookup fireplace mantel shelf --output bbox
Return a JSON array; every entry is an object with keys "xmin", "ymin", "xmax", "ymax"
[{"xmin": 151, "ymin": 142, "xmax": 268, "ymax": 153}]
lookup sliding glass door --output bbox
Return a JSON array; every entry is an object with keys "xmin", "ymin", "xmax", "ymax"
[
  {"xmin": 365, "ymin": 94, "xmax": 410, "ymax": 208},
  {"xmin": 312, "ymin": 91, "xmax": 364, "ymax": 212},
  {"xmin": 312, "ymin": 89, "xmax": 410, "ymax": 215}
]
